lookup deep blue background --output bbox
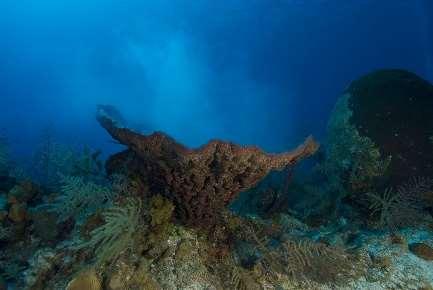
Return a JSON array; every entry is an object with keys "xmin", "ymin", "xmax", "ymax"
[{"xmin": 0, "ymin": 0, "xmax": 432, "ymax": 161}]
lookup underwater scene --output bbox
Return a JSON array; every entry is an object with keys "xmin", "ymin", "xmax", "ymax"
[{"xmin": 1, "ymin": 1, "xmax": 433, "ymax": 289}]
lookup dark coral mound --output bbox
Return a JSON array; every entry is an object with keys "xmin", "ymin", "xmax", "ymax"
[
  {"xmin": 97, "ymin": 106, "xmax": 319, "ymax": 228},
  {"xmin": 348, "ymin": 69, "xmax": 433, "ymax": 185}
]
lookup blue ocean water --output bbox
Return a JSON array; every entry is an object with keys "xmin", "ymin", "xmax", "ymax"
[
  {"xmin": 1, "ymin": 1, "xmax": 433, "ymax": 289},
  {"xmin": 0, "ymin": 0, "xmax": 432, "ymax": 156}
]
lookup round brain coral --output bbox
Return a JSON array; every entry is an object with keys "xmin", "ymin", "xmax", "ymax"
[{"xmin": 66, "ymin": 269, "xmax": 102, "ymax": 290}]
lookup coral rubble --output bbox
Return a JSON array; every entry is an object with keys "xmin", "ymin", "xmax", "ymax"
[{"xmin": 97, "ymin": 105, "xmax": 319, "ymax": 228}]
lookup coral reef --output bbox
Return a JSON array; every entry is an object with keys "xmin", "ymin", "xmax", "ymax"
[
  {"xmin": 97, "ymin": 105, "xmax": 319, "ymax": 228},
  {"xmin": 320, "ymin": 70, "xmax": 433, "ymax": 229},
  {"xmin": 49, "ymin": 175, "xmax": 116, "ymax": 223},
  {"xmin": 76, "ymin": 198, "xmax": 144, "ymax": 267},
  {"xmin": 2, "ymin": 78, "xmax": 433, "ymax": 290},
  {"xmin": 70, "ymin": 146, "xmax": 104, "ymax": 181},
  {"xmin": 347, "ymin": 69, "xmax": 433, "ymax": 185},
  {"xmin": 321, "ymin": 93, "xmax": 391, "ymax": 196},
  {"xmin": 365, "ymin": 177, "xmax": 432, "ymax": 229}
]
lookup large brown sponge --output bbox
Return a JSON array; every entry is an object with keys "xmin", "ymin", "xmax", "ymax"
[{"xmin": 97, "ymin": 105, "xmax": 319, "ymax": 228}]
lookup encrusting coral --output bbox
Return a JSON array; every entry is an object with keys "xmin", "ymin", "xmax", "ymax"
[{"xmin": 97, "ymin": 105, "xmax": 319, "ymax": 228}]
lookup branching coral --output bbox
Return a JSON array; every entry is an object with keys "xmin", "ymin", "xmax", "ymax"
[
  {"xmin": 76, "ymin": 198, "xmax": 144, "ymax": 267},
  {"xmin": 1, "ymin": 262, "xmax": 26, "ymax": 282},
  {"xmin": 398, "ymin": 176, "xmax": 433, "ymax": 206},
  {"xmin": 230, "ymin": 264, "xmax": 260, "ymax": 290},
  {"xmin": 366, "ymin": 188, "xmax": 404, "ymax": 228},
  {"xmin": 235, "ymin": 219, "xmax": 366, "ymax": 287},
  {"xmin": 280, "ymin": 239, "xmax": 365, "ymax": 285},
  {"xmin": 49, "ymin": 175, "xmax": 116, "ymax": 223},
  {"xmin": 366, "ymin": 177, "xmax": 432, "ymax": 229}
]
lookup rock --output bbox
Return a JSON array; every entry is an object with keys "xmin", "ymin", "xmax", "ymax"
[
  {"xmin": 419, "ymin": 284, "xmax": 433, "ymax": 290},
  {"xmin": 389, "ymin": 233, "xmax": 407, "ymax": 249},
  {"xmin": 22, "ymin": 248, "xmax": 58, "ymax": 289},
  {"xmin": 106, "ymin": 259, "xmax": 159, "ymax": 290},
  {"xmin": 8, "ymin": 202, "xmax": 27, "ymax": 223},
  {"xmin": 409, "ymin": 243, "xmax": 433, "ymax": 261},
  {"xmin": 30, "ymin": 210, "xmax": 59, "ymax": 243},
  {"xmin": 371, "ymin": 254, "xmax": 392, "ymax": 270},
  {"xmin": 346, "ymin": 69, "xmax": 433, "ymax": 186},
  {"xmin": 97, "ymin": 105, "xmax": 319, "ymax": 229}
]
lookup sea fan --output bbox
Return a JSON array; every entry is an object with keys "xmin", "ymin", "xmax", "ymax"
[
  {"xmin": 366, "ymin": 187, "xmax": 403, "ymax": 228},
  {"xmin": 76, "ymin": 198, "xmax": 144, "ymax": 266},
  {"xmin": 366, "ymin": 179, "xmax": 428, "ymax": 229},
  {"xmin": 49, "ymin": 175, "xmax": 116, "ymax": 223},
  {"xmin": 280, "ymin": 239, "xmax": 365, "ymax": 285},
  {"xmin": 230, "ymin": 265, "xmax": 259, "ymax": 290},
  {"xmin": 398, "ymin": 176, "xmax": 433, "ymax": 205}
]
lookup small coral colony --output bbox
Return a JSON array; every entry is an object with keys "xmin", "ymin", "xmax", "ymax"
[{"xmin": 1, "ymin": 69, "xmax": 433, "ymax": 289}]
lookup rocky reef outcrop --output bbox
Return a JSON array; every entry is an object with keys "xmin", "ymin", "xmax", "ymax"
[
  {"xmin": 319, "ymin": 69, "xmax": 433, "ymax": 229},
  {"xmin": 347, "ymin": 69, "xmax": 433, "ymax": 185},
  {"xmin": 97, "ymin": 105, "xmax": 319, "ymax": 228},
  {"xmin": 325, "ymin": 69, "xmax": 433, "ymax": 194}
]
